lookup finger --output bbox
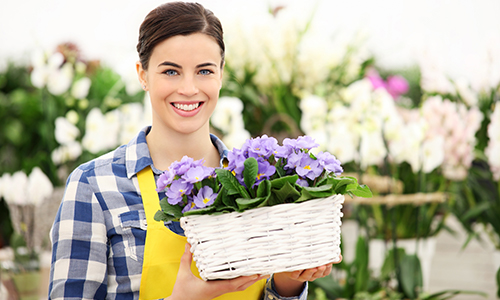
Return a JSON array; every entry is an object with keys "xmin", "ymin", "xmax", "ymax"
[
  {"xmin": 237, "ymin": 275, "xmax": 270, "ymax": 291},
  {"xmin": 179, "ymin": 243, "xmax": 193, "ymax": 272},
  {"xmin": 215, "ymin": 274, "xmax": 267, "ymax": 293},
  {"xmin": 334, "ymin": 254, "xmax": 343, "ymax": 264},
  {"xmin": 296, "ymin": 267, "xmax": 319, "ymax": 281}
]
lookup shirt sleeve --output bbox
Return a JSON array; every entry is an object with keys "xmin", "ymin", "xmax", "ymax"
[
  {"xmin": 48, "ymin": 168, "xmax": 108, "ymax": 300},
  {"xmin": 262, "ymin": 275, "xmax": 308, "ymax": 300}
]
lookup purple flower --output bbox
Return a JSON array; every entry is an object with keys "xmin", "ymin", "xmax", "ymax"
[
  {"xmin": 193, "ymin": 186, "xmax": 217, "ymax": 208},
  {"xmin": 170, "ymin": 156, "xmax": 197, "ymax": 176},
  {"xmin": 275, "ymin": 136, "xmax": 319, "ymax": 159},
  {"xmin": 226, "ymin": 147, "xmax": 246, "ymax": 174},
  {"xmin": 386, "ymin": 75, "xmax": 409, "ymax": 99},
  {"xmin": 367, "ymin": 73, "xmax": 387, "ymax": 90},
  {"xmin": 316, "ymin": 151, "xmax": 343, "ymax": 176},
  {"xmin": 287, "ymin": 152, "xmax": 322, "ymax": 180},
  {"xmin": 255, "ymin": 159, "xmax": 276, "ymax": 186},
  {"xmin": 156, "ymin": 169, "xmax": 175, "ymax": 192},
  {"xmin": 166, "ymin": 179, "xmax": 193, "ymax": 205},
  {"xmin": 244, "ymin": 135, "xmax": 278, "ymax": 160},
  {"xmin": 183, "ymin": 166, "xmax": 215, "ymax": 184},
  {"xmin": 296, "ymin": 178, "xmax": 309, "ymax": 187},
  {"xmin": 182, "ymin": 198, "xmax": 198, "ymax": 213},
  {"xmin": 295, "ymin": 136, "xmax": 319, "ymax": 150}
]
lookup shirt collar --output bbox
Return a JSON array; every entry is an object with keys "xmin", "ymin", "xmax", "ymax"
[{"xmin": 125, "ymin": 126, "xmax": 229, "ymax": 179}]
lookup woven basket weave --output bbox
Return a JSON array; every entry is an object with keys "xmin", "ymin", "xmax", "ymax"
[{"xmin": 180, "ymin": 194, "xmax": 344, "ymax": 280}]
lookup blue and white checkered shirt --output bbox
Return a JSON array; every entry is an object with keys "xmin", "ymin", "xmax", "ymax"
[{"xmin": 49, "ymin": 126, "xmax": 307, "ymax": 300}]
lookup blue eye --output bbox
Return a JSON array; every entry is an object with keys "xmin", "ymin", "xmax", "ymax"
[
  {"xmin": 163, "ymin": 69, "xmax": 178, "ymax": 76},
  {"xmin": 199, "ymin": 69, "xmax": 213, "ymax": 75}
]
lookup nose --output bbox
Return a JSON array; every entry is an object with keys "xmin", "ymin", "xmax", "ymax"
[{"xmin": 177, "ymin": 74, "xmax": 199, "ymax": 97}]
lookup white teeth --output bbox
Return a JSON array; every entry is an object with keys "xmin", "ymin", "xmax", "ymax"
[{"xmin": 173, "ymin": 103, "xmax": 200, "ymax": 111}]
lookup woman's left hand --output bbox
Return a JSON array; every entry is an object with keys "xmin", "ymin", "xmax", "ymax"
[{"xmin": 272, "ymin": 254, "xmax": 342, "ymax": 297}]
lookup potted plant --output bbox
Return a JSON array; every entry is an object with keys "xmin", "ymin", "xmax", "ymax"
[{"xmin": 154, "ymin": 135, "xmax": 373, "ymax": 280}]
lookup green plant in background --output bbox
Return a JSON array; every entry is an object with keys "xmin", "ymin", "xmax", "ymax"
[
  {"xmin": 0, "ymin": 43, "xmax": 145, "ymax": 186},
  {"xmin": 0, "ymin": 42, "xmax": 145, "ymax": 249}
]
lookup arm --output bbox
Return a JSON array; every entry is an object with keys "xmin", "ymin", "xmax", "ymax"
[{"xmin": 49, "ymin": 170, "xmax": 108, "ymax": 300}]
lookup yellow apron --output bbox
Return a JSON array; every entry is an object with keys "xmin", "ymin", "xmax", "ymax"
[{"xmin": 137, "ymin": 166, "xmax": 266, "ymax": 300}]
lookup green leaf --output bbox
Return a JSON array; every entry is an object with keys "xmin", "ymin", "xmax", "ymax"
[
  {"xmin": 399, "ymin": 254, "xmax": 422, "ymax": 299},
  {"xmin": 221, "ymin": 193, "xmax": 238, "ymax": 211},
  {"xmin": 236, "ymin": 197, "xmax": 266, "ymax": 210},
  {"xmin": 270, "ymin": 175, "xmax": 298, "ymax": 190},
  {"xmin": 330, "ymin": 176, "xmax": 357, "ymax": 191},
  {"xmin": 159, "ymin": 198, "xmax": 183, "ymax": 218},
  {"xmin": 273, "ymin": 181, "xmax": 301, "ymax": 203},
  {"xmin": 353, "ymin": 236, "xmax": 369, "ymax": 292},
  {"xmin": 350, "ymin": 185, "xmax": 373, "ymax": 198},
  {"xmin": 154, "ymin": 210, "xmax": 176, "ymax": 222},
  {"xmin": 215, "ymin": 169, "xmax": 250, "ymax": 198},
  {"xmin": 256, "ymin": 179, "xmax": 271, "ymax": 198},
  {"xmin": 497, "ymin": 266, "xmax": 500, "ymax": 298},
  {"xmin": 380, "ymin": 248, "xmax": 405, "ymax": 280},
  {"xmin": 243, "ymin": 157, "xmax": 258, "ymax": 191},
  {"xmin": 183, "ymin": 205, "xmax": 217, "ymax": 216}
]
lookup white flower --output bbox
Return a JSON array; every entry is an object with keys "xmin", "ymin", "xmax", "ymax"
[
  {"xmin": 66, "ymin": 110, "xmax": 79, "ymax": 125},
  {"xmin": 82, "ymin": 108, "xmax": 120, "ymax": 153},
  {"xmin": 419, "ymin": 54, "xmax": 455, "ymax": 95},
  {"xmin": 358, "ymin": 130, "xmax": 387, "ymax": 169},
  {"xmin": 222, "ymin": 129, "xmax": 251, "ymax": 149},
  {"xmin": 71, "ymin": 77, "xmax": 91, "ymax": 99},
  {"xmin": 486, "ymin": 103, "xmax": 500, "ymax": 180},
  {"xmin": 3, "ymin": 171, "xmax": 29, "ymax": 205},
  {"xmin": 30, "ymin": 66, "xmax": 49, "ymax": 88},
  {"xmin": 454, "ymin": 77, "xmax": 478, "ymax": 107},
  {"xmin": 55, "ymin": 116, "xmax": 80, "ymax": 145},
  {"xmin": 51, "ymin": 141, "xmax": 82, "ymax": 165},
  {"xmin": 211, "ymin": 97, "xmax": 246, "ymax": 134},
  {"xmin": 27, "ymin": 167, "xmax": 53, "ymax": 206},
  {"xmin": 47, "ymin": 62, "xmax": 74, "ymax": 96},
  {"xmin": 420, "ymin": 136, "xmax": 445, "ymax": 173},
  {"xmin": 119, "ymin": 103, "xmax": 148, "ymax": 145},
  {"xmin": 325, "ymin": 123, "xmax": 358, "ymax": 163},
  {"xmin": 300, "ymin": 95, "xmax": 328, "ymax": 134}
]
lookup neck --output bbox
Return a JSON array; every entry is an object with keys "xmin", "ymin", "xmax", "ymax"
[{"xmin": 146, "ymin": 125, "xmax": 220, "ymax": 171}]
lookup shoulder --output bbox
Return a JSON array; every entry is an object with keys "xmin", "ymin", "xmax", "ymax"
[{"xmin": 68, "ymin": 145, "xmax": 127, "ymax": 184}]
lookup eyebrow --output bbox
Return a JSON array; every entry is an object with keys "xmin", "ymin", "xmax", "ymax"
[{"xmin": 157, "ymin": 61, "xmax": 218, "ymax": 69}]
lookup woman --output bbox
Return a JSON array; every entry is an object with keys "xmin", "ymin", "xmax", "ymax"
[{"xmin": 49, "ymin": 2, "xmax": 339, "ymax": 299}]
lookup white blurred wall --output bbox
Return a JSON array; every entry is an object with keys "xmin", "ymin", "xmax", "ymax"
[{"xmin": 1, "ymin": 0, "xmax": 499, "ymax": 90}]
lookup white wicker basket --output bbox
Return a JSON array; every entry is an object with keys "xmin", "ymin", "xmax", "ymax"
[{"xmin": 180, "ymin": 194, "xmax": 344, "ymax": 280}]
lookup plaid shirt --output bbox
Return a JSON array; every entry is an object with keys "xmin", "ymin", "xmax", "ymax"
[{"xmin": 49, "ymin": 126, "xmax": 307, "ymax": 300}]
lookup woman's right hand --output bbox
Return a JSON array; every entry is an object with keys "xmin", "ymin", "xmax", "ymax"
[{"xmin": 167, "ymin": 244, "xmax": 269, "ymax": 300}]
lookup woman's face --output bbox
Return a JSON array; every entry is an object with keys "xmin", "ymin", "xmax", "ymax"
[{"xmin": 138, "ymin": 33, "xmax": 223, "ymax": 136}]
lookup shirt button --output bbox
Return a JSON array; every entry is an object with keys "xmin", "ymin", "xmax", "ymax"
[{"xmin": 268, "ymin": 295, "xmax": 274, "ymax": 300}]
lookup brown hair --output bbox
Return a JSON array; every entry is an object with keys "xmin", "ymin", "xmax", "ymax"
[{"xmin": 137, "ymin": 1, "xmax": 225, "ymax": 70}]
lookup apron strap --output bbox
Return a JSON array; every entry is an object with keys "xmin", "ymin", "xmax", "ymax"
[{"xmin": 137, "ymin": 166, "xmax": 266, "ymax": 300}]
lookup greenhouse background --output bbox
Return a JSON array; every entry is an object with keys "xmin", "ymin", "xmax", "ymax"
[{"xmin": 0, "ymin": 0, "xmax": 499, "ymax": 299}]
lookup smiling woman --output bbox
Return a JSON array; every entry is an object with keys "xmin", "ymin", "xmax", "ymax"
[{"xmin": 47, "ymin": 2, "xmax": 338, "ymax": 300}]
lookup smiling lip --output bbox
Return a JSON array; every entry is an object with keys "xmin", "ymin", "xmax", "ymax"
[{"xmin": 171, "ymin": 101, "xmax": 204, "ymax": 117}]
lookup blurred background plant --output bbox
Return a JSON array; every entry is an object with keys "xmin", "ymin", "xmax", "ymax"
[
  {"xmin": 1, "ymin": 3, "xmax": 499, "ymax": 299},
  {"xmin": 0, "ymin": 42, "xmax": 146, "ymax": 295}
]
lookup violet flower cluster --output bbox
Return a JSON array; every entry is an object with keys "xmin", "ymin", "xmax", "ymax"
[
  {"xmin": 156, "ymin": 156, "xmax": 217, "ymax": 213},
  {"xmin": 156, "ymin": 135, "xmax": 346, "ymax": 219},
  {"xmin": 225, "ymin": 135, "xmax": 343, "ymax": 188}
]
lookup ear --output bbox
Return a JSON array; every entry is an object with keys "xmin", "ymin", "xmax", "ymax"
[{"xmin": 136, "ymin": 61, "xmax": 148, "ymax": 91}]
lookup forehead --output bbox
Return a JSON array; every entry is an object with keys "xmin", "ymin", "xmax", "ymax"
[{"xmin": 150, "ymin": 33, "xmax": 222, "ymax": 66}]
